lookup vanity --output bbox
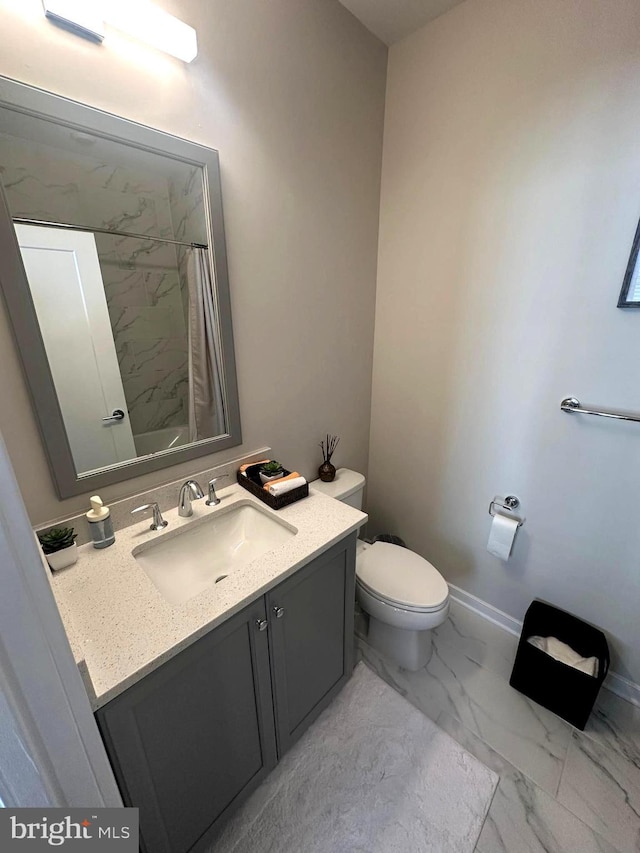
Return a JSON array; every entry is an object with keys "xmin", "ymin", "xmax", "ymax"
[{"xmin": 50, "ymin": 482, "xmax": 365, "ymax": 853}]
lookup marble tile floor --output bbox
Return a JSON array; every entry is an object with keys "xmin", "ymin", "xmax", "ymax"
[
  {"xmin": 209, "ymin": 662, "xmax": 497, "ymax": 853},
  {"xmin": 358, "ymin": 598, "xmax": 640, "ymax": 853}
]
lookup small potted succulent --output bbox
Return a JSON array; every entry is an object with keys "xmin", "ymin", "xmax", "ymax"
[
  {"xmin": 318, "ymin": 434, "xmax": 340, "ymax": 482},
  {"xmin": 259, "ymin": 460, "xmax": 285, "ymax": 485},
  {"xmin": 38, "ymin": 526, "xmax": 78, "ymax": 571}
]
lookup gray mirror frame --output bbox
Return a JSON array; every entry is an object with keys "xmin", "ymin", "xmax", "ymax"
[
  {"xmin": 618, "ymin": 217, "xmax": 640, "ymax": 308},
  {"xmin": 0, "ymin": 77, "xmax": 241, "ymax": 498}
]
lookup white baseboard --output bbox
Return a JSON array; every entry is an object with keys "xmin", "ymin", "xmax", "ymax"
[
  {"xmin": 604, "ymin": 671, "xmax": 640, "ymax": 708},
  {"xmin": 448, "ymin": 584, "xmax": 522, "ymax": 637},
  {"xmin": 448, "ymin": 584, "xmax": 640, "ymax": 708}
]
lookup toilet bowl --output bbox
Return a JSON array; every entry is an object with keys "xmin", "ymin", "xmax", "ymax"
[
  {"xmin": 311, "ymin": 469, "xmax": 450, "ymax": 671},
  {"xmin": 356, "ymin": 540, "xmax": 449, "ymax": 670}
]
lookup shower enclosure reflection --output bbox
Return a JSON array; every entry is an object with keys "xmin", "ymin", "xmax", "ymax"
[
  {"xmin": 0, "ymin": 77, "xmax": 240, "ymax": 497},
  {"xmin": 14, "ymin": 221, "xmax": 224, "ymax": 475}
]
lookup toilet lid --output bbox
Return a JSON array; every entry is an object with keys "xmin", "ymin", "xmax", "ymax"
[{"xmin": 356, "ymin": 542, "xmax": 449, "ymax": 611}]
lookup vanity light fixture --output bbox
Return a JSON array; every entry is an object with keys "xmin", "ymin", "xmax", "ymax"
[
  {"xmin": 42, "ymin": 0, "xmax": 105, "ymax": 42},
  {"xmin": 42, "ymin": 0, "xmax": 198, "ymax": 63},
  {"xmin": 104, "ymin": 0, "xmax": 198, "ymax": 63}
]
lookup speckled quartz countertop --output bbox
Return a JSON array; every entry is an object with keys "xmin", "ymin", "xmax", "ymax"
[{"xmin": 50, "ymin": 483, "xmax": 366, "ymax": 711}]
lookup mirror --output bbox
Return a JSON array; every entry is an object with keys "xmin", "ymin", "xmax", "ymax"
[
  {"xmin": 618, "ymin": 218, "xmax": 640, "ymax": 308},
  {"xmin": 0, "ymin": 77, "xmax": 241, "ymax": 497}
]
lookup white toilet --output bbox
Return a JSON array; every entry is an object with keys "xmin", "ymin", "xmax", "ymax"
[{"xmin": 312, "ymin": 468, "xmax": 450, "ymax": 671}]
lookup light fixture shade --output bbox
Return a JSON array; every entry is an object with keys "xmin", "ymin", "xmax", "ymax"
[
  {"xmin": 104, "ymin": 1, "xmax": 198, "ymax": 63},
  {"xmin": 42, "ymin": 0, "xmax": 105, "ymax": 42}
]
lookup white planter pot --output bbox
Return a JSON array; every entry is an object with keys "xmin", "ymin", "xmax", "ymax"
[
  {"xmin": 46, "ymin": 543, "xmax": 78, "ymax": 571},
  {"xmin": 260, "ymin": 470, "xmax": 284, "ymax": 485}
]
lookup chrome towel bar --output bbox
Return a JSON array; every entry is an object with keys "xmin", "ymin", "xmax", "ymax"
[{"xmin": 560, "ymin": 397, "xmax": 640, "ymax": 424}]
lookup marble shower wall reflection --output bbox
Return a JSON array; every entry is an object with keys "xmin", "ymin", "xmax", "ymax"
[
  {"xmin": 96, "ymin": 234, "xmax": 188, "ymax": 440},
  {"xmin": 0, "ymin": 133, "xmax": 192, "ymax": 446}
]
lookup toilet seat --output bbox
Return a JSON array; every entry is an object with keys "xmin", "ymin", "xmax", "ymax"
[
  {"xmin": 356, "ymin": 541, "xmax": 449, "ymax": 612},
  {"xmin": 356, "ymin": 579, "xmax": 449, "ymax": 614}
]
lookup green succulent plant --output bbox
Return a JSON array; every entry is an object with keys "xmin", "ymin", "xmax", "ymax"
[
  {"xmin": 38, "ymin": 526, "xmax": 78, "ymax": 555},
  {"xmin": 261, "ymin": 461, "xmax": 284, "ymax": 475}
]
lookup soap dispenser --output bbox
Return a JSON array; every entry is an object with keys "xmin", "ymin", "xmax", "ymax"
[{"xmin": 86, "ymin": 495, "xmax": 115, "ymax": 549}]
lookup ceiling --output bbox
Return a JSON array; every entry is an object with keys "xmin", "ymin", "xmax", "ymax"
[{"xmin": 338, "ymin": 0, "xmax": 467, "ymax": 45}]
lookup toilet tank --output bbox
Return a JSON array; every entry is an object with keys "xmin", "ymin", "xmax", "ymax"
[{"xmin": 311, "ymin": 468, "xmax": 365, "ymax": 510}]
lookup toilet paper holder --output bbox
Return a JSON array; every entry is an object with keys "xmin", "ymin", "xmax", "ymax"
[{"xmin": 488, "ymin": 495, "xmax": 525, "ymax": 527}]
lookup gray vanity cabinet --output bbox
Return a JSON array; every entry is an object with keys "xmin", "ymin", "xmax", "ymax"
[
  {"xmin": 96, "ymin": 532, "xmax": 356, "ymax": 853},
  {"xmin": 96, "ymin": 599, "xmax": 277, "ymax": 853},
  {"xmin": 267, "ymin": 534, "xmax": 356, "ymax": 755}
]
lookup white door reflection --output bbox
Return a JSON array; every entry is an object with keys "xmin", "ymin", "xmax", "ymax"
[{"xmin": 16, "ymin": 223, "xmax": 137, "ymax": 473}]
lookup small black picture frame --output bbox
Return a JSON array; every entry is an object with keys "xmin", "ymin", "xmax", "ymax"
[{"xmin": 618, "ymin": 218, "xmax": 640, "ymax": 308}]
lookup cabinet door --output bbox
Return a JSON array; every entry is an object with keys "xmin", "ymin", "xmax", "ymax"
[
  {"xmin": 96, "ymin": 600, "xmax": 277, "ymax": 853},
  {"xmin": 267, "ymin": 533, "xmax": 356, "ymax": 756}
]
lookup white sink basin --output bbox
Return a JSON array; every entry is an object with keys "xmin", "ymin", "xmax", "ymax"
[{"xmin": 132, "ymin": 502, "xmax": 297, "ymax": 605}]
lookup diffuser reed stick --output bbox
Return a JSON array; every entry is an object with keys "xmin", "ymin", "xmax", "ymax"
[{"xmin": 319, "ymin": 434, "xmax": 340, "ymax": 464}]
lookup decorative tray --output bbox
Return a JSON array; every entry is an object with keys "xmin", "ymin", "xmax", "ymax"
[{"xmin": 237, "ymin": 463, "xmax": 309, "ymax": 510}]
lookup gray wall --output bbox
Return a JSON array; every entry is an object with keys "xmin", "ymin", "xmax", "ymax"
[
  {"xmin": 368, "ymin": 0, "xmax": 640, "ymax": 682},
  {"xmin": 0, "ymin": 0, "xmax": 386, "ymax": 525}
]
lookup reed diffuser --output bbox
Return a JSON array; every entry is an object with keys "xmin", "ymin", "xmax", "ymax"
[{"xmin": 318, "ymin": 434, "xmax": 340, "ymax": 482}]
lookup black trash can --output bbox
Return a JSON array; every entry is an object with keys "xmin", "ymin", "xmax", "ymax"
[
  {"xmin": 372, "ymin": 533, "xmax": 407, "ymax": 548},
  {"xmin": 509, "ymin": 600, "xmax": 609, "ymax": 730}
]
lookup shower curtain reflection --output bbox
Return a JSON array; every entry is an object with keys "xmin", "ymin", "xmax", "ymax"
[{"xmin": 187, "ymin": 247, "xmax": 226, "ymax": 442}]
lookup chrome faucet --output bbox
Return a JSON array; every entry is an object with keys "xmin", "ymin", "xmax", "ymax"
[
  {"xmin": 131, "ymin": 502, "xmax": 168, "ymax": 530},
  {"xmin": 178, "ymin": 479, "xmax": 204, "ymax": 517}
]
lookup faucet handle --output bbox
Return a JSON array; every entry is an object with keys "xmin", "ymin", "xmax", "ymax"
[
  {"xmin": 206, "ymin": 474, "xmax": 229, "ymax": 506},
  {"xmin": 131, "ymin": 502, "xmax": 168, "ymax": 530}
]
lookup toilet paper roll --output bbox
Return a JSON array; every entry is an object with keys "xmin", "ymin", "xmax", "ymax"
[{"xmin": 487, "ymin": 511, "xmax": 519, "ymax": 560}]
